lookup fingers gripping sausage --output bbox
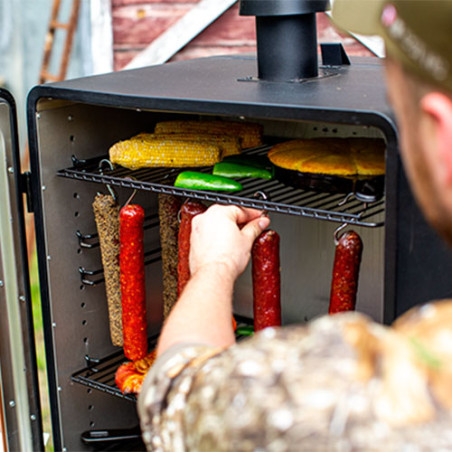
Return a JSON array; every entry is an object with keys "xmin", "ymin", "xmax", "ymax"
[
  {"xmin": 120, "ymin": 204, "xmax": 148, "ymax": 361},
  {"xmin": 329, "ymin": 230, "xmax": 363, "ymax": 314},
  {"xmin": 177, "ymin": 199, "xmax": 207, "ymax": 297},
  {"xmin": 252, "ymin": 230, "xmax": 281, "ymax": 332}
]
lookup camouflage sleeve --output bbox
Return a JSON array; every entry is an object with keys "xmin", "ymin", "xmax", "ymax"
[
  {"xmin": 137, "ymin": 342, "xmax": 224, "ymax": 450},
  {"xmin": 138, "ymin": 310, "xmax": 451, "ymax": 452}
]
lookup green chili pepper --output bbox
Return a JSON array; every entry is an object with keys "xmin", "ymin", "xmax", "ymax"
[
  {"xmin": 235, "ymin": 325, "xmax": 255, "ymax": 336},
  {"xmin": 174, "ymin": 171, "xmax": 242, "ymax": 192},
  {"xmin": 213, "ymin": 162, "xmax": 273, "ymax": 180},
  {"xmin": 223, "ymin": 153, "xmax": 274, "ymax": 172}
]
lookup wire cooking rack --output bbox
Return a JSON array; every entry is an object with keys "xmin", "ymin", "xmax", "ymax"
[{"xmin": 58, "ymin": 146, "xmax": 385, "ymax": 228}]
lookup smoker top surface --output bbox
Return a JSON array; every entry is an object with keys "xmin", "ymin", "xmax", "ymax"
[{"xmin": 29, "ymin": 55, "xmax": 396, "ymax": 131}]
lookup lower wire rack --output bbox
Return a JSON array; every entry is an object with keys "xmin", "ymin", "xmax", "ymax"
[
  {"xmin": 57, "ymin": 146, "xmax": 385, "ymax": 228},
  {"xmin": 71, "ymin": 349, "xmax": 142, "ymax": 402},
  {"xmin": 71, "ymin": 318, "xmax": 254, "ymax": 402}
]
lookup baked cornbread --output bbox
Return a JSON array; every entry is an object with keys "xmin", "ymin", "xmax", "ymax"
[{"xmin": 268, "ymin": 138, "xmax": 385, "ymax": 176}]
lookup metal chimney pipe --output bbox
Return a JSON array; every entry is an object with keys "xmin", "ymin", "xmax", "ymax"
[{"xmin": 240, "ymin": 0, "xmax": 329, "ymax": 81}]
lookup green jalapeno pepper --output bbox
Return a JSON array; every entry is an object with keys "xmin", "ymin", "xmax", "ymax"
[
  {"xmin": 213, "ymin": 162, "xmax": 273, "ymax": 180},
  {"xmin": 222, "ymin": 154, "xmax": 275, "ymax": 175},
  {"xmin": 174, "ymin": 171, "xmax": 243, "ymax": 192}
]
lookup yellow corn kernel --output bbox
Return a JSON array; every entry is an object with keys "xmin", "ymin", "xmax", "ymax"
[
  {"xmin": 109, "ymin": 134, "xmax": 221, "ymax": 170},
  {"xmin": 154, "ymin": 120, "xmax": 263, "ymax": 149},
  {"xmin": 136, "ymin": 132, "xmax": 240, "ymax": 157}
]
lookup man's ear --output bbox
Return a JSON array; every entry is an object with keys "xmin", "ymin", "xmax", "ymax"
[{"xmin": 420, "ymin": 92, "xmax": 452, "ymax": 185}]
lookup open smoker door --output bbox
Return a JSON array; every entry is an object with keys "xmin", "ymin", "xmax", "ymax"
[{"xmin": 0, "ymin": 89, "xmax": 44, "ymax": 451}]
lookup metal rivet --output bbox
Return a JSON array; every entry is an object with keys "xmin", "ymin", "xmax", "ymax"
[
  {"xmin": 67, "ymin": 115, "xmax": 73, "ymax": 121},
  {"xmin": 36, "ymin": 113, "xmax": 41, "ymax": 119},
  {"xmin": 7, "ymin": 167, "xmax": 14, "ymax": 174},
  {"xmin": 42, "ymin": 185, "xmax": 46, "ymax": 191},
  {"xmin": 9, "ymin": 401, "xmax": 15, "ymax": 408},
  {"xmin": 19, "ymin": 295, "xmax": 26, "ymax": 302},
  {"xmin": 30, "ymin": 414, "xmax": 36, "ymax": 421},
  {"xmin": 58, "ymin": 386, "xmax": 62, "ymax": 392},
  {"xmin": 52, "ymin": 322, "xmax": 56, "ymax": 328},
  {"xmin": 0, "ymin": 281, "xmax": 4, "ymax": 287},
  {"xmin": 47, "ymin": 255, "xmax": 51, "ymax": 261}
]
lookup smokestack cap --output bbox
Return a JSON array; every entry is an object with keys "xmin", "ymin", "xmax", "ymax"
[{"xmin": 240, "ymin": 0, "xmax": 329, "ymax": 17}]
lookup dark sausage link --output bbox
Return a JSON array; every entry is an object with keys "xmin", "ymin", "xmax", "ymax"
[
  {"xmin": 252, "ymin": 230, "xmax": 281, "ymax": 332},
  {"xmin": 120, "ymin": 204, "xmax": 148, "ymax": 361},
  {"xmin": 177, "ymin": 199, "xmax": 207, "ymax": 297},
  {"xmin": 329, "ymin": 230, "xmax": 363, "ymax": 314},
  {"xmin": 158, "ymin": 194, "xmax": 182, "ymax": 320},
  {"xmin": 93, "ymin": 194, "xmax": 123, "ymax": 347}
]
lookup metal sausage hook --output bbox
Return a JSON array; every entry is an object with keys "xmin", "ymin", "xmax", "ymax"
[
  {"xmin": 333, "ymin": 223, "xmax": 348, "ymax": 246},
  {"xmin": 123, "ymin": 176, "xmax": 139, "ymax": 207},
  {"xmin": 253, "ymin": 190, "xmax": 269, "ymax": 216},
  {"xmin": 98, "ymin": 159, "xmax": 118, "ymax": 201}
]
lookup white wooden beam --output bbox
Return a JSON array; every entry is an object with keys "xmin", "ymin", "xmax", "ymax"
[
  {"xmin": 124, "ymin": 0, "xmax": 238, "ymax": 70},
  {"xmin": 89, "ymin": 0, "xmax": 114, "ymax": 74}
]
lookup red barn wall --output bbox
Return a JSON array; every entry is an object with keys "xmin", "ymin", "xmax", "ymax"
[{"xmin": 112, "ymin": 0, "xmax": 374, "ymax": 71}]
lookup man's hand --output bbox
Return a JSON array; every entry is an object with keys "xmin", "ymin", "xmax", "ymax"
[{"xmin": 190, "ymin": 205, "xmax": 271, "ymax": 280}]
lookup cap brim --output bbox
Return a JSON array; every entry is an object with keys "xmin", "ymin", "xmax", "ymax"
[{"xmin": 331, "ymin": 0, "xmax": 384, "ymax": 36}]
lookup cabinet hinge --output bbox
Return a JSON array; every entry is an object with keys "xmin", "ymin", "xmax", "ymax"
[{"xmin": 20, "ymin": 171, "xmax": 34, "ymax": 213}]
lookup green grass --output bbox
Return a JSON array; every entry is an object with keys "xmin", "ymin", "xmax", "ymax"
[{"xmin": 30, "ymin": 251, "xmax": 53, "ymax": 451}]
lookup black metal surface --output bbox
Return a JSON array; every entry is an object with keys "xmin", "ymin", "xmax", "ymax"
[
  {"xmin": 239, "ymin": 0, "xmax": 328, "ymax": 16},
  {"xmin": 27, "ymin": 55, "xmax": 395, "ymax": 128},
  {"xmin": 321, "ymin": 43, "xmax": 351, "ymax": 66},
  {"xmin": 81, "ymin": 426, "xmax": 144, "ymax": 450},
  {"xmin": 57, "ymin": 146, "xmax": 385, "ymax": 228},
  {"xmin": 255, "ymin": 14, "xmax": 319, "ymax": 80},
  {"xmin": 240, "ymin": 0, "xmax": 328, "ymax": 81}
]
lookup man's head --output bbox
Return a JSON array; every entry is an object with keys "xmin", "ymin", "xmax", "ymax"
[{"xmin": 332, "ymin": 0, "xmax": 452, "ymax": 245}]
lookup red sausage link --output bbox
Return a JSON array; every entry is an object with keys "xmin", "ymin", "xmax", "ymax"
[
  {"xmin": 252, "ymin": 230, "xmax": 281, "ymax": 332},
  {"xmin": 120, "ymin": 204, "xmax": 148, "ymax": 361},
  {"xmin": 329, "ymin": 230, "xmax": 363, "ymax": 314},
  {"xmin": 177, "ymin": 199, "xmax": 207, "ymax": 297}
]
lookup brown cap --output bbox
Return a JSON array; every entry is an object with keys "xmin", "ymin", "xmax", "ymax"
[{"xmin": 331, "ymin": 0, "xmax": 452, "ymax": 92}]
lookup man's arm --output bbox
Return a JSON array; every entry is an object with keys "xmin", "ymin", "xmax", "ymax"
[{"xmin": 156, "ymin": 205, "xmax": 270, "ymax": 356}]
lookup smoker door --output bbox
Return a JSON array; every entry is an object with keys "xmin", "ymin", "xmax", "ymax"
[{"xmin": 0, "ymin": 89, "xmax": 44, "ymax": 451}]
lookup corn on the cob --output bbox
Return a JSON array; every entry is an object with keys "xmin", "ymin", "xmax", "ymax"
[
  {"xmin": 154, "ymin": 120, "xmax": 263, "ymax": 149},
  {"xmin": 109, "ymin": 134, "xmax": 221, "ymax": 170},
  {"xmin": 136, "ymin": 132, "xmax": 241, "ymax": 157}
]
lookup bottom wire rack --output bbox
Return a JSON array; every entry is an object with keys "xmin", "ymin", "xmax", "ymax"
[{"xmin": 71, "ymin": 317, "xmax": 254, "ymax": 402}]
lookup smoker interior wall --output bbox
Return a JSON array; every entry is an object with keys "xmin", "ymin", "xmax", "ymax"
[{"xmin": 33, "ymin": 100, "xmax": 385, "ymax": 450}]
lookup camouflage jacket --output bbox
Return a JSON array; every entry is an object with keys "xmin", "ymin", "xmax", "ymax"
[{"xmin": 138, "ymin": 305, "xmax": 452, "ymax": 452}]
